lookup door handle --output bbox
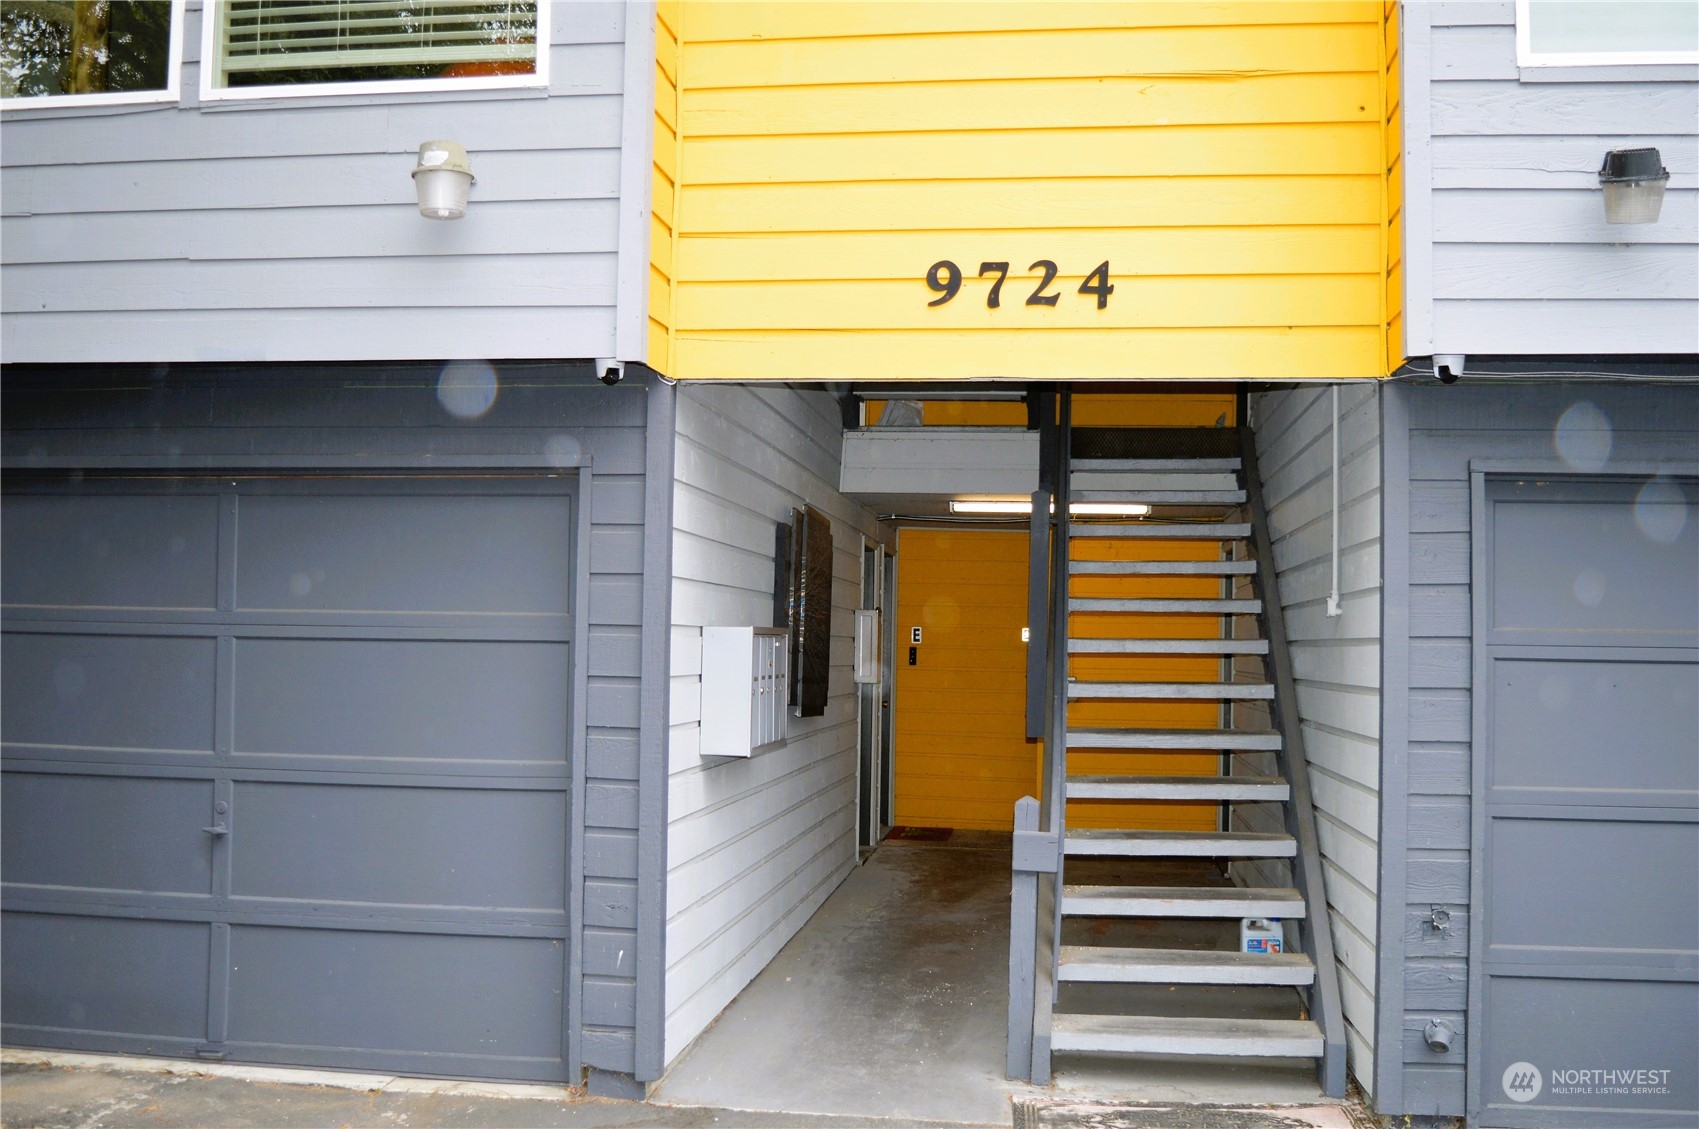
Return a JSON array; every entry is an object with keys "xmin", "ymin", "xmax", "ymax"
[{"xmin": 202, "ymin": 824, "xmax": 229, "ymax": 838}]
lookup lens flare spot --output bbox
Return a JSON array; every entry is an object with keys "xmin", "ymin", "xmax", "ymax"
[
  {"xmin": 1553, "ymin": 400, "xmax": 1612, "ymax": 472},
  {"xmin": 1572, "ymin": 566, "xmax": 1607, "ymax": 608},
  {"xmin": 1634, "ymin": 476, "xmax": 1689, "ymax": 545},
  {"xmin": 436, "ymin": 360, "xmax": 500, "ymax": 420},
  {"xmin": 543, "ymin": 434, "xmax": 582, "ymax": 468},
  {"xmin": 289, "ymin": 572, "xmax": 312, "ymax": 598}
]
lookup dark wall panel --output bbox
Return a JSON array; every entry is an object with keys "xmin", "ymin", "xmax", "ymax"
[
  {"xmin": 1, "ymin": 913, "xmax": 210, "ymax": 1041},
  {"xmin": 231, "ymin": 782, "xmax": 566, "ymax": 912},
  {"xmin": 1, "ymin": 634, "xmax": 217, "ymax": 752},
  {"xmin": 0, "ymin": 494, "xmax": 219, "ymax": 610},
  {"xmin": 2, "ymin": 773, "xmax": 214, "ymax": 895}
]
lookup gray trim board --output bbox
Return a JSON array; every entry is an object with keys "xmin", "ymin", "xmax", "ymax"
[
  {"xmin": 568, "ymin": 462, "xmax": 595, "ymax": 1080},
  {"xmin": 1375, "ymin": 381, "xmax": 1413, "ymax": 1112},
  {"xmin": 635, "ymin": 374, "xmax": 675, "ymax": 1083},
  {"xmin": 1402, "ymin": 3, "xmax": 1434, "ymax": 356},
  {"xmin": 616, "ymin": 3, "xmax": 658, "ymax": 366},
  {"xmin": 1463, "ymin": 467, "xmax": 1489, "ymax": 1128}
]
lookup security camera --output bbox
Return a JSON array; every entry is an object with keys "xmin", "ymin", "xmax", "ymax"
[
  {"xmin": 596, "ymin": 359, "xmax": 623, "ymax": 386},
  {"xmin": 1433, "ymin": 354, "xmax": 1465, "ymax": 385}
]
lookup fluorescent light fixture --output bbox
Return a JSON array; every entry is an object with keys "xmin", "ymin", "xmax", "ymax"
[{"xmin": 949, "ymin": 500, "xmax": 1152, "ymax": 517}]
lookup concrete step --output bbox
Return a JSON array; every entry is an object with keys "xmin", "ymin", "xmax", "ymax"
[
  {"xmin": 1061, "ymin": 884, "xmax": 1306, "ymax": 918},
  {"xmin": 1065, "ymin": 774, "xmax": 1289, "ymax": 801},
  {"xmin": 1069, "ymin": 559, "xmax": 1255, "ymax": 576},
  {"xmin": 1065, "ymin": 830, "xmax": 1296, "ymax": 858},
  {"xmin": 1071, "ymin": 489, "xmax": 1247, "ymax": 505},
  {"xmin": 1071, "ymin": 458, "xmax": 1242, "ymax": 473},
  {"xmin": 1068, "ymin": 637, "xmax": 1269, "ymax": 655},
  {"xmin": 1051, "ymin": 1014, "xmax": 1324, "ymax": 1058},
  {"xmin": 1069, "ymin": 597, "xmax": 1261, "ymax": 614},
  {"xmin": 1059, "ymin": 946, "xmax": 1315, "ymax": 986},
  {"xmin": 1071, "ymin": 522, "xmax": 1250, "ymax": 540},
  {"xmin": 1067, "ymin": 727, "xmax": 1282, "ymax": 751},
  {"xmin": 1067, "ymin": 681, "xmax": 1274, "ymax": 700}
]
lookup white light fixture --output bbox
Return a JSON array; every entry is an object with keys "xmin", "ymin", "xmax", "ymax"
[
  {"xmin": 950, "ymin": 500, "xmax": 1153, "ymax": 517},
  {"xmin": 1599, "ymin": 148, "xmax": 1669, "ymax": 225},
  {"xmin": 413, "ymin": 140, "xmax": 475, "ymax": 220}
]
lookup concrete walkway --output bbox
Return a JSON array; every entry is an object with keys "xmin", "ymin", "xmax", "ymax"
[{"xmin": 653, "ymin": 837, "xmax": 1357, "ymax": 1126}]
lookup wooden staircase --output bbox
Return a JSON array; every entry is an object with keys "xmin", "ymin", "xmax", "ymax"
[{"xmin": 1008, "ymin": 409, "xmax": 1346, "ymax": 1096}]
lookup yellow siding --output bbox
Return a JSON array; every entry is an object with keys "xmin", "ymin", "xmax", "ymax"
[
  {"xmin": 1383, "ymin": 0, "xmax": 1406, "ymax": 372},
  {"xmin": 647, "ymin": 4, "xmax": 682, "ymax": 373},
  {"xmin": 661, "ymin": 2, "xmax": 1396, "ymax": 382}
]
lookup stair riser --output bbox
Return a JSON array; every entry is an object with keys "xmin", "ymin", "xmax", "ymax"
[
  {"xmin": 1067, "ymin": 685, "xmax": 1274, "ymax": 699},
  {"xmin": 1071, "ymin": 524, "xmax": 1250, "ymax": 539},
  {"xmin": 1066, "ymin": 842, "xmax": 1297, "ymax": 859},
  {"xmin": 1071, "ymin": 491, "xmax": 1247, "ymax": 505},
  {"xmin": 1061, "ymin": 897, "xmax": 1306, "ymax": 918},
  {"xmin": 1068, "ymin": 735, "xmax": 1282, "ymax": 751},
  {"xmin": 1066, "ymin": 784, "xmax": 1289, "ymax": 801},
  {"xmin": 1068, "ymin": 640, "xmax": 1269, "ymax": 654},
  {"xmin": 1070, "ymin": 472, "xmax": 1241, "ymax": 492},
  {"xmin": 1069, "ymin": 600, "xmax": 1260, "ymax": 613},
  {"xmin": 1051, "ymin": 1033, "xmax": 1324, "ymax": 1057},
  {"xmin": 1072, "ymin": 459, "xmax": 1241, "ymax": 473},
  {"xmin": 1060, "ymin": 967, "xmax": 1316, "ymax": 986},
  {"xmin": 1069, "ymin": 561, "xmax": 1256, "ymax": 576}
]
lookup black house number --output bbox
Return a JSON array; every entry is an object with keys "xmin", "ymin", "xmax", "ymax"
[{"xmin": 926, "ymin": 260, "xmax": 1113, "ymax": 310}]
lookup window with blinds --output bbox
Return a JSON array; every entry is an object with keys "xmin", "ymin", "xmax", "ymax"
[{"xmin": 206, "ymin": 1, "xmax": 541, "ymax": 92}]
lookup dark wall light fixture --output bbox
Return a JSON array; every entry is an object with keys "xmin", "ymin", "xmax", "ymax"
[{"xmin": 1599, "ymin": 148, "xmax": 1669, "ymax": 225}]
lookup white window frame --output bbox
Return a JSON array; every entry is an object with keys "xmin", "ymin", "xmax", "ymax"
[
  {"xmin": 0, "ymin": 0, "xmax": 187, "ymax": 111},
  {"xmin": 199, "ymin": 0, "xmax": 551, "ymax": 103},
  {"xmin": 1516, "ymin": 0, "xmax": 1699, "ymax": 67}
]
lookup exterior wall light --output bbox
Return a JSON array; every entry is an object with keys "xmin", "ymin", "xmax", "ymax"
[
  {"xmin": 1599, "ymin": 148, "xmax": 1669, "ymax": 224},
  {"xmin": 413, "ymin": 140, "xmax": 475, "ymax": 220}
]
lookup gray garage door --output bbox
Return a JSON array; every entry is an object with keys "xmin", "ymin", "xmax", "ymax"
[
  {"xmin": 1473, "ymin": 477, "xmax": 1698, "ymax": 1128},
  {"xmin": 1, "ymin": 475, "xmax": 574, "ymax": 1082}
]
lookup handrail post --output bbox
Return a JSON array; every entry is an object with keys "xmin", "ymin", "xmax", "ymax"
[
  {"xmin": 1007, "ymin": 795, "xmax": 1040, "ymax": 1078},
  {"xmin": 1239, "ymin": 428, "xmax": 1348, "ymax": 1098}
]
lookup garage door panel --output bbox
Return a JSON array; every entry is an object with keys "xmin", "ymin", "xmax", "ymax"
[
  {"xmin": 230, "ymin": 782, "xmax": 566, "ymax": 912},
  {"xmin": 227, "ymin": 926, "xmax": 564, "ymax": 1067},
  {"xmin": 1490, "ymin": 494, "xmax": 1698, "ymax": 637},
  {"xmin": 1488, "ymin": 818, "xmax": 1699, "ymax": 954},
  {"xmin": 2, "ymin": 773, "xmax": 215, "ymax": 895},
  {"xmin": 0, "ymin": 913, "xmax": 209, "ymax": 1042},
  {"xmin": 1, "ymin": 633, "xmax": 217, "ymax": 753},
  {"xmin": 1, "ymin": 494, "xmax": 219, "ymax": 611},
  {"xmin": 232, "ymin": 638, "xmax": 568, "ymax": 762},
  {"xmin": 1482, "ymin": 977, "xmax": 1697, "ymax": 1123},
  {"xmin": 234, "ymin": 494, "xmax": 571, "ymax": 617},
  {"xmin": 1491, "ymin": 658, "xmax": 1699, "ymax": 795}
]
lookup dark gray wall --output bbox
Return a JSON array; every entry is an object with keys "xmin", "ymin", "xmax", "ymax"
[
  {"xmin": 0, "ymin": 362, "xmax": 654, "ymax": 1080},
  {"xmin": 1377, "ymin": 379, "xmax": 1699, "ymax": 1117},
  {"xmin": 0, "ymin": 3, "xmax": 634, "ymax": 363}
]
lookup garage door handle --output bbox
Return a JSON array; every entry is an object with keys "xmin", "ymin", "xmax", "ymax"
[{"xmin": 202, "ymin": 823, "xmax": 229, "ymax": 838}]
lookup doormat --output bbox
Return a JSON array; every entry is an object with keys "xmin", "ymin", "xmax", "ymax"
[
  {"xmin": 1011, "ymin": 1099, "xmax": 1366, "ymax": 1129},
  {"xmin": 885, "ymin": 825, "xmax": 953, "ymax": 842}
]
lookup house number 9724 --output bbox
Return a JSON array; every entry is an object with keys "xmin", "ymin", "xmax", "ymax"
[{"xmin": 925, "ymin": 260, "xmax": 1113, "ymax": 310}]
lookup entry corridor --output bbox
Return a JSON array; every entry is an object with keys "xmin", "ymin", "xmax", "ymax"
[{"xmin": 652, "ymin": 838, "xmax": 1332, "ymax": 1124}]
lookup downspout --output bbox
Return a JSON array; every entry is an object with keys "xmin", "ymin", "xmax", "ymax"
[{"xmin": 1326, "ymin": 385, "xmax": 1343, "ymax": 618}]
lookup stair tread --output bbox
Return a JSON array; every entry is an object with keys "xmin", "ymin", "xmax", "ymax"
[
  {"xmin": 1065, "ymin": 774, "xmax": 1288, "ymax": 800},
  {"xmin": 1067, "ymin": 727, "xmax": 1282, "ymax": 750},
  {"xmin": 1072, "ymin": 490, "xmax": 1247, "ymax": 504},
  {"xmin": 1065, "ymin": 829, "xmax": 1297, "ymax": 858},
  {"xmin": 1071, "ymin": 522, "xmax": 1250, "ymax": 539},
  {"xmin": 1050, "ymin": 1014, "xmax": 1324, "ymax": 1058},
  {"xmin": 1069, "ymin": 637, "xmax": 1268, "ymax": 654},
  {"xmin": 1069, "ymin": 597, "xmax": 1261, "ymax": 612},
  {"xmin": 1067, "ymin": 681, "xmax": 1274, "ymax": 699},
  {"xmin": 1071, "ymin": 459, "xmax": 1242, "ymax": 472},
  {"xmin": 1061, "ymin": 884, "xmax": 1306, "ymax": 918},
  {"xmin": 1058, "ymin": 946, "xmax": 1315, "ymax": 985},
  {"xmin": 1069, "ymin": 559, "xmax": 1256, "ymax": 575}
]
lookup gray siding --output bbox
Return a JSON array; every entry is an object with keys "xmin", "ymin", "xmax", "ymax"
[
  {"xmin": 664, "ymin": 385, "xmax": 889, "ymax": 1066},
  {"xmin": 1379, "ymin": 380, "xmax": 1699, "ymax": 1116},
  {"xmin": 1248, "ymin": 385, "xmax": 1384, "ymax": 1098},
  {"xmin": 0, "ymin": 362, "xmax": 653, "ymax": 1079},
  {"xmin": 1404, "ymin": 1, "xmax": 1699, "ymax": 355},
  {"xmin": 0, "ymin": 3, "xmax": 632, "ymax": 363}
]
